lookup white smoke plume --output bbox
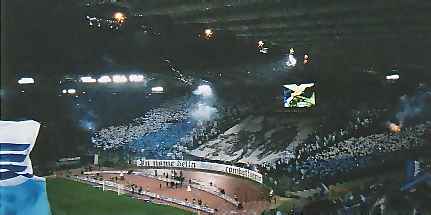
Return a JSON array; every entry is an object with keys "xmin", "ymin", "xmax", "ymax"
[
  {"xmin": 191, "ymin": 103, "xmax": 218, "ymax": 122},
  {"xmin": 395, "ymin": 88, "xmax": 431, "ymax": 126},
  {"xmin": 193, "ymin": 85, "xmax": 213, "ymax": 97}
]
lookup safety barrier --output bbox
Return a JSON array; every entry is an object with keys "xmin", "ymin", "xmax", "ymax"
[{"xmin": 70, "ymin": 176, "xmax": 215, "ymax": 214}]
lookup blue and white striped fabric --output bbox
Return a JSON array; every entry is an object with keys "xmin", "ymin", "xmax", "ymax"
[
  {"xmin": 0, "ymin": 120, "xmax": 51, "ymax": 215},
  {"xmin": 0, "ymin": 120, "xmax": 38, "ymax": 185}
]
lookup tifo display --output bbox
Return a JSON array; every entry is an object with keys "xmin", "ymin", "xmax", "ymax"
[{"xmin": 135, "ymin": 159, "xmax": 263, "ymax": 184}]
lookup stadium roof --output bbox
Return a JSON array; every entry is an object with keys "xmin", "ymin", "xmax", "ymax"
[{"xmin": 3, "ymin": 0, "xmax": 431, "ymax": 85}]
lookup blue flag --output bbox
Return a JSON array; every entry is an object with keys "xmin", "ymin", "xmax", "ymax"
[{"xmin": 0, "ymin": 120, "xmax": 51, "ymax": 215}]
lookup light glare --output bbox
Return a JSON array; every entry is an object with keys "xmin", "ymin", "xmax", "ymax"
[
  {"xmin": 129, "ymin": 74, "xmax": 144, "ymax": 82},
  {"xmin": 286, "ymin": 54, "xmax": 297, "ymax": 67},
  {"xmin": 386, "ymin": 74, "xmax": 400, "ymax": 80},
  {"xmin": 290, "ymin": 48, "xmax": 295, "ymax": 54},
  {"xmin": 113, "ymin": 12, "xmax": 126, "ymax": 23},
  {"xmin": 17, "ymin": 78, "xmax": 35, "ymax": 84},
  {"xmin": 98, "ymin": 76, "xmax": 112, "ymax": 83},
  {"xmin": 151, "ymin": 86, "xmax": 164, "ymax": 93},
  {"xmin": 304, "ymin": 54, "xmax": 309, "ymax": 64},
  {"xmin": 112, "ymin": 75, "xmax": 128, "ymax": 83},
  {"xmin": 204, "ymin": 28, "xmax": 214, "ymax": 39},
  {"xmin": 80, "ymin": 76, "xmax": 97, "ymax": 83}
]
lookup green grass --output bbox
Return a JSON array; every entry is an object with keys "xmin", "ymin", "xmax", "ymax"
[{"xmin": 47, "ymin": 178, "xmax": 194, "ymax": 215}]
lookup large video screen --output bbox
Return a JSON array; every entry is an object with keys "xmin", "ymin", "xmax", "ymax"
[{"xmin": 283, "ymin": 83, "xmax": 316, "ymax": 108}]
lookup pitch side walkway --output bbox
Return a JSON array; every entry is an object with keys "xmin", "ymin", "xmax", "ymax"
[{"xmin": 102, "ymin": 171, "xmax": 270, "ymax": 215}]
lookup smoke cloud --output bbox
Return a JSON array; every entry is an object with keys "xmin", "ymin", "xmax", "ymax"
[
  {"xmin": 395, "ymin": 87, "xmax": 431, "ymax": 126},
  {"xmin": 79, "ymin": 119, "xmax": 96, "ymax": 131},
  {"xmin": 193, "ymin": 85, "xmax": 213, "ymax": 97},
  {"xmin": 191, "ymin": 103, "xmax": 218, "ymax": 122}
]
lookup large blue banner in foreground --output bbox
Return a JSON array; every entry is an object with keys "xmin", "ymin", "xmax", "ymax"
[{"xmin": 0, "ymin": 120, "xmax": 51, "ymax": 215}]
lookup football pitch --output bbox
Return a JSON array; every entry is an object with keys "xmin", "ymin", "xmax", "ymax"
[{"xmin": 46, "ymin": 178, "xmax": 194, "ymax": 215}]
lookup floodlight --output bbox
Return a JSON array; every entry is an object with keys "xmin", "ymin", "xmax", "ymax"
[
  {"xmin": 97, "ymin": 76, "xmax": 112, "ymax": 83},
  {"xmin": 386, "ymin": 74, "xmax": 400, "ymax": 80},
  {"xmin": 151, "ymin": 86, "xmax": 164, "ymax": 93},
  {"xmin": 80, "ymin": 76, "xmax": 97, "ymax": 83},
  {"xmin": 17, "ymin": 78, "xmax": 35, "ymax": 85},
  {"xmin": 129, "ymin": 74, "xmax": 144, "ymax": 82},
  {"xmin": 112, "ymin": 75, "xmax": 128, "ymax": 83}
]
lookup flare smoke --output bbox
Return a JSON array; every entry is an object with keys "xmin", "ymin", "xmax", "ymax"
[{"xmin": 395, "ymin": 88, "xmax": 431, "ymax": 126}]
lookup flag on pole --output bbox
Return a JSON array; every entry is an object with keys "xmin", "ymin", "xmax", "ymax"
[{"xmin": 0, "ymin": 120, "xmax": 51, "ymax": 215}]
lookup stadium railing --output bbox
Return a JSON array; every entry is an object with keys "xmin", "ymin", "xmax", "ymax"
[
  {"xmin": 133, "ymin": 171, "xmax": 240, "ymax": 206},
  {"xmin": 70, "ymin": 176, "xmax": 216, "ymax": 214}
]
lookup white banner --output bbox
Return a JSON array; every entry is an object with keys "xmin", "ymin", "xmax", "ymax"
[{"xmin": 135, "ymin": 159, "xmax": 263, "ymax": 184}]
